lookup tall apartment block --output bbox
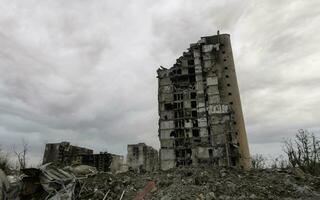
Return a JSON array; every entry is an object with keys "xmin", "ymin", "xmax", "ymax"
[{"xmin": 157, "ymin": 33, "xmax": 250, "ymax": 170}]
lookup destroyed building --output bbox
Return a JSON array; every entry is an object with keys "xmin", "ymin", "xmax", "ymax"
[
  {"xmin": 127, "ymin": 143, "xmax": 159, "ymax": 172},
  {"xmin": 42, "ymin": 142, "xmax": 124, "ymax": 172},
  {"xmin": 157, "ymin": 33, "xmax": 251, "ymax": 170},
  {"xmin": 42, "ymin": 142, "xmax": 93, "ymax": 166},
  {"xmin": 75, "ymin": 152, "xmax": 124, "ymax": 173}
]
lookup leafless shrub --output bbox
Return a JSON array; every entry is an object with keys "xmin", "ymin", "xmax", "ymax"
[
  {"xmin": 251, "ymin": 154, "xmax": 267, "ymax": 169},
  {"xmin": 13, "ymin": 140, "xmax": 28, "ymax": 170},
  {"xmin": 283, "ymin": 129, "xmax": 320, "ymax": 175},
  {"xmin": 270, "ymin": 155, "xmax": 288, "ymax": 169}
]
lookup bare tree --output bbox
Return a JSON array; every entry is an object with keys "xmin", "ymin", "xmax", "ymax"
[
  {"xmin": 283, "ymin": 129, "xmax": 320, "ymax": 175},
  {"xmin": 0, "ymin": 147, "xmax": 11, "ymax": 173},
  {"xmin": 270, "ymin": 155, "xmax": 288, "ymax": 169},
  {"xmin": 13, "ymin": 140, "xmax": 28, "ymax": 170},
  {"xmin": 251, "ymin": 154, "xmax": 267, "ymax": 169}
]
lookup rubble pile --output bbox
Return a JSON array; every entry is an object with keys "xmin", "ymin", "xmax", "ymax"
[
  {"xmin": 2, "ymin": 165, "xmax": 320, "ymax": 199},
  {"xmin": 78, "ymin": 167, "xmax": 320, "ymax": 200}
]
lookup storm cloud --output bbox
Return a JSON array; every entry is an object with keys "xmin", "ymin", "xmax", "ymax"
[{"xmin": 0, "ymin": 0, "xmax": 319, "ymax": 164}]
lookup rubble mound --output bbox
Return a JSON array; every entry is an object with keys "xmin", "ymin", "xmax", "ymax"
[{"xmin": 79, "ymin": 167, "xmax": 320, "ymax": 200}]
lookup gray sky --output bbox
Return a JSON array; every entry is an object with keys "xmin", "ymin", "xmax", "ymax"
[{"xmin": 0, "ymin": 0, "xmax": 319, "ymax": 164}]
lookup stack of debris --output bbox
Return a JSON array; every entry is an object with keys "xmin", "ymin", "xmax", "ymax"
[{"xmin": 2, "ymin": 165, "xmax": 320, "ymax": 199}]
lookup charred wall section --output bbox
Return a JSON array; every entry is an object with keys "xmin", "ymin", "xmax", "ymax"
[{"xmin": 157, "ymin": 33, "xmax": 250, "ymax": 170}]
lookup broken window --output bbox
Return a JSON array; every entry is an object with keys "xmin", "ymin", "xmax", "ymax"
[
  {"xmin": 192, "ymin": 111, "xmax": 197, "ymax": 117},
  {"xmin": 188, "ymin": 68, "xmax": 195, "ymax": 74},
  {"xmin": 192, "ymin": 120, "xmax": 198, "ymax": 127},
  {"xmin": 190, "ymin": 92, "xmax": 196, "ymax": 99},
  {"xmin": 192, "ymin": 129, "xmax": 199, "ymax": 137},
  {"xmin": 189, "ymin": 76, "xmax": 196, "ymax": 82},
  {"xmin": 209, "ymin": 149, "xmax": 213, "ymax": 157},
  {"xmin": 191, "ymin": 101, "xmax": 197, "ymax": 108},
  {"xmin": 164, "ymin": 103, "xmax": 172, "ymax": 110}
]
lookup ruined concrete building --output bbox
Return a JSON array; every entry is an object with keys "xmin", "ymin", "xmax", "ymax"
[
  {"xmin": 157, "ymin": 33, "xmax": 250, "ymax": 170},
  {"xmin": 127, "ymin": 143, "xmax": 159, "ymax": 172},
  {"xmin": 43, "ymin": 142, "xmax": 124, "ymax": 172},
  {"xmin": 43, "ymin": 142, "xmax": 93, "ymax": 166}
]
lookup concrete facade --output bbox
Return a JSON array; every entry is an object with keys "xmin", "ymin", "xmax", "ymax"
[
  {"xmin": 127, "ymin": 143, "xmax": 159, "ymax": 172},
  {"xmin": 42, "ymin": 142, "xmax": 124, "ymax": 172},
  {"xmin": 42, "ymin": 142, "xmax": 93, "ymax": 166},
  {"xmin": 157, "ymin": 33, "xmax": 251, "ymax": 170},
  {"xmin": 78, "ymin": 152, "xmax": 124, "ymax": 172}
]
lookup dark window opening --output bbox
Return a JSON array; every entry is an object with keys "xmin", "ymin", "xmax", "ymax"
[
  {"xmin": 192, "ymin": 111, "xmax": 197, "ymax": 117},
  {"xmin": 224, "ymin": 67, "xmax": 228, "ymax": 70},
  {"xmin": 225, "ymin": 75, "xmax": 229, "ymax": 78},
  {"xmin": 192, "ymin": 120, "xmax": 198, "ymax": 127},
  {"xmin": 228, "ymin": 92, "xmax": 232, "ymax": 96},
  {"xmin": 227, "ymin": 84, "xmax": 231, "ymax": 87},
  {"xmin": 164, "ymin": 115, "xmax": 168, "ymax": 120},
  {"xmin": 192, "ymin": 129, "xmax": 199, "ymax": 137},
  {"xmin": 233, "ymin": 121, "xmax": 237, "ymax": 125},
  {"xmin": 170, "ymin": 131, "xmax": 176, "ymax": 137},
  {"xmin": 188, "ymin": 60, "xmax": 194, "ymax": 65},
  {"xmin": 222, "ymin": 51, "xmax": 226, "ymax": 54},
  {"xmin": 188, "ymin": 68, "xmax": 195, "ymax": 74},
  {"xmin": 177, "ymin": 69, "xmax": 182, "ymax": 74},
  {"xmin": 230, "ymin": 102, "xmax": 233, "ymax": 105},
  {"xmin": 191, "ymin": 101, "xmax": 197, "ymax": 108},
  {"xmin": 164, "ymin": 103, "xmax": 172, "ymax": 110},
  {"xmin": 231, "ymin": 158, "xmax": 237, "ymax": 166},
  {"xmin": 235, "ymin": 132, "xmax": 238, "ymax": 136},
  {"xmin": 223, "ymin": 59, "xmax": 227, "ymax": 62},
  {"xmin": 209, "ymin": 149, "xmax": 213, "ymax": 157},
  {"xmin": 189, "ymin": 76, "xmax": 196, "ymax": 82},
  {"xmin": 190, "ymin": 92, "xmax": 196, "ymax": 99}
]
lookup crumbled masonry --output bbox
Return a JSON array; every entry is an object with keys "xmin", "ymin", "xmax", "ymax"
[
  {"xmin": 5, "ymin": 165, "xmax": 320, "ymax": 200},
  {"xmin": 158, "ymin": 33, "xmax": 250, "ymax": 170}
]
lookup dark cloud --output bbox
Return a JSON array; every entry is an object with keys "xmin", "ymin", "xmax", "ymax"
[{"xmin": 0, "ymin": 0, "xmax": 319, "ymax": 164}]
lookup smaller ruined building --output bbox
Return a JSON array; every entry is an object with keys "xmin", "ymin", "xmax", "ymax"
[
  {"xmin": 75, "ymin": 152, "xmax": 124, "ymax": 173},
  {"xmin": 127, "ymin": 143, "xmax": 159, "ymax": 172},
  {"xmin": 43, "ymin": 142, "xmax": 93, "ymax": 166},
  {"xmin": 43, "ymin": 142, "xmax": 123, "ymax": 172}
]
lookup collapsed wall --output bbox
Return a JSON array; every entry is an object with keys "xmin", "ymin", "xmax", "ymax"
[
  {"xmin": 157, "ymin": 33, "xmax": 250, "ymax": 170},
  {"xmin": 127, "ymin": 143, "xmax": 159, "ymax": 172}
]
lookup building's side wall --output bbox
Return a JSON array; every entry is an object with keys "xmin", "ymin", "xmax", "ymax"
[{"xmin": 216, "ymin": 35, "xmax": 251, "ymax": 169}]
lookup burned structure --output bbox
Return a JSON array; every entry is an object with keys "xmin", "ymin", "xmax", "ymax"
[
  {"xmin": 157, "ymin": 33, "xmax": 250, "ymax": 170},
  {"xmin": 127, "ymin": 143, "xmax": 159, "ymax": 172},
  {"xmin": 42, "ymin": 142, "xmax": 124, "ymax": 172}
]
